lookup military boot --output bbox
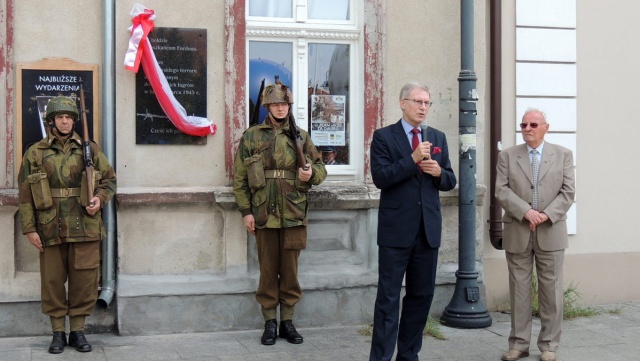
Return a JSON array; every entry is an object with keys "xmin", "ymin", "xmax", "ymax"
[
  {"xmin": 279, "ymin": 320, "xmax": 303, "ymax": 344},
  {"xmin": 69, "ymin": 331, "xmax": 92, "ymax": 352},
  {"xmin": 48, "ymin": 331, "xmax": 67, "ymax": 354},
  {"xmin": 261, "ymin": 319, "xmax": 277, "ymax": 345}
]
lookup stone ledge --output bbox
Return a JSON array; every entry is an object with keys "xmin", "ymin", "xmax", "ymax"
[
  {"xmin": 117, "ymin": 268, "xmax": 379, "ymax": 297},
  {"xmin": 115, "ymin": 183, "xmax": 486, "ymax": 210},
  {"xmin": 2, "ymin": 183, "xmax": 487, "ymax": 210},
  {"xmin": 0, "ymin": 189, "xmax": 19, "ymax": 207}
]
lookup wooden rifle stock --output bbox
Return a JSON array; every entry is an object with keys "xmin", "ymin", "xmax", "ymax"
[
  {"xmin": 78, "ymin": 80, "xmax": 95, "ymax": 206},
  {"xmin": 288, "ymin": 114, "xmax": 309, "ymax": 171}
]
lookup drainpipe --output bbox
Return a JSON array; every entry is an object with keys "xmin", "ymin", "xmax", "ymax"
[
  {"xmin": 488, "ymin": 0, "xmax": 503, "ymax": 250},
  {"xmin": 440, "ymin": 0, "xmax": 492, "ymax": 328},
  {"xmin": 97, "ymin": 0, "xmax": 117, "ymax": 307}
]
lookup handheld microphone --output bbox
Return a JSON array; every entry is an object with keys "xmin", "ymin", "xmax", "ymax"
[{"xmin": 419, "ymin": 122, "xmax": 429, "ymax": 160}]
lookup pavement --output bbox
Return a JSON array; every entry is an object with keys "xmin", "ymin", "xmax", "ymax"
[{"xmin": 1, "ymin": 301, "xmax": 639, "ymax": 361}]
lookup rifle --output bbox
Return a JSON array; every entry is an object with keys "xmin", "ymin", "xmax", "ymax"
[
  {"xmin": 288, "ymin": 114, "xmax": 310, "ymax": 171},
  {"xmin": 250, "ymin": 78, "xmax": 265, "ymax": 126},
  {"xmin": 78, "ymin": 79, "xmax": 95, "ymax": 206}
]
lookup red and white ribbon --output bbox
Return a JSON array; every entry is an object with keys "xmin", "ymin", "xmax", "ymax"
[{"xmin": 124, "ymin": 4, "xmax": 216, "ymax": 137}]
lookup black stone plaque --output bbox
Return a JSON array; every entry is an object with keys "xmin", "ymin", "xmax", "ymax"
[{"xmin": 136, "ymin": 27, "xmax": 207, "ymax": 145}]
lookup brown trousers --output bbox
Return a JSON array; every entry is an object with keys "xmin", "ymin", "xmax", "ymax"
[
  {"xmin": 255, "ymin": 226, "xmax": 306, "ymax": 318},
  {"xmin": 40, "ymin": 241, "xmax": 101, "ymax": 320}
]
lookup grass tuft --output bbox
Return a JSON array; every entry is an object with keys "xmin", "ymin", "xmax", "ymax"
[
  {"xmin": 423, "ymin": 315, "xmax": 447, "ymax": 340},
  {"xmin": 607, "ymin": 307, "xmax": 622, "ymax": 315},
  {"xmin": 358, "ymin": 315, "xmax": 447, "ymax": 340},
  {"xmin": 530, "ymin": 278, "xmax": 601, "ymax": 319}
]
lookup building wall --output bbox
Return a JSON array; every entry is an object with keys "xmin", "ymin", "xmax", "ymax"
[
  {"xmin": 0, "ymin": 0, "xmax": 490, "ymax": 336},
  {"xmin": 483, "ymin": 0, "xmax": 640, "ymax": 309}
]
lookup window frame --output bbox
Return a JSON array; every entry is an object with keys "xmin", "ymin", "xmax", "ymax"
[{"xmin": 245, "ymin": 0, "xmax": 363, "ymax": 180}]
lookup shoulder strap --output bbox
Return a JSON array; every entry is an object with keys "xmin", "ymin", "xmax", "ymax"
[
  {"xmin": 34, "ymin": 147, "xmax": 44, "ymax": 171},
  {"xmin": 251, "ymin": 127, "xmax": 275, "ymax": 154},
  {"xmin": 33, "ymin": 143, "xmax": 56, "ymax": 172}
]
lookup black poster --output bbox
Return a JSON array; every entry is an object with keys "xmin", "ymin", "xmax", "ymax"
[
  {"xmin": 19, "ymin": 68, "xmax": 96, "ymax": 156},
  {"xmin": 135, "ymin": 27, "xmax": 208, "ymax": 145}
]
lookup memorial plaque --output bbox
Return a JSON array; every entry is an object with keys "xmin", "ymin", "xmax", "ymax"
[{"xmin": 136, "ymin": 27, "xmax": 207, "ymax": 145}]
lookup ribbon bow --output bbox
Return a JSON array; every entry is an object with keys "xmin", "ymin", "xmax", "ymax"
[{"xmin": 124, "ymin": 4, "xmax": 216, "ymax": 137}]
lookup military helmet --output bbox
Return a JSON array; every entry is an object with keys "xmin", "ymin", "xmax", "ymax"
[
  {"xmin": 262, "ymin": 83, "xmax": 294, "ymax": 107},
  {"xmin": 45, "ymin": 96, "xmax": 79, "ymax": 123}
]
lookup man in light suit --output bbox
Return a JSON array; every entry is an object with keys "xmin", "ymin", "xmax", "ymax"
[
  {"xmin": 496, "ymin": 108, "xmax": 575, "ymax": 361},
  {"xmin": 369, "ymin": 82, "xmax": 456, "ymax": 361}
]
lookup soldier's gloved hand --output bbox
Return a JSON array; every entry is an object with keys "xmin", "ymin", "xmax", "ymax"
[
  {"xmin": 26, "ymin": 232, "xmax": 44, "ymax": 252},
  {"xmin": 298, "ymin": 164, "xmax": 312, "ymax": 182},
  {"xmin": 86, "ymin": 197, "xmax": 101, "ymax": 216}
]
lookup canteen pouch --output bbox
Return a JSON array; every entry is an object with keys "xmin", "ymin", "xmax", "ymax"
[
  {"xmin": 80, "ymin": 170, "xmax": 102, "ymax": 207},
  {"xmin": 245, "ymin": 154, "xmax": 266, "ymax": 191},
  {"xmin": 27, "ymin": 172, "xmax": 53, "ymax": 210}
]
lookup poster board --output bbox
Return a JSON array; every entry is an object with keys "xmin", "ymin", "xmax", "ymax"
[{"xmin": 16, "ymin": 58, "xmax": 99, "ymax": 167}]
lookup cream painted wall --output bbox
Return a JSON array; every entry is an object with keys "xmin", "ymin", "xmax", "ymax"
[
  {"xmin": 385, "ymin": 0, "xmax": 488, "ymax": 181},
  {"xmin": 483, "ymin": 0, "xmax": 640, "ymax": 309},
  {"xmin": 113, "ymin": 1, "xmax": 238, "ymax": 278},
  {"xmin": 13, "ymin": 1, "xmax": 102, "ymax": 64},
  {"xmin": 574, "ymin": 1, "xmax": 640, "ymax": 254}
]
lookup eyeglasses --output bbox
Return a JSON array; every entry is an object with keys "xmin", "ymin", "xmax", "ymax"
[
  {"xmin": 404, "ymin": 99, "xmax": 433, "ymax": 107},
  {"xmin": 519, "ymin": 122, "xmax": 546, "ymax": 129}
]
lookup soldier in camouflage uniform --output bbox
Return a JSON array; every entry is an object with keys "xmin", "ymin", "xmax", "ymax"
[
  {"xmin": 233, "ymin": 83, "xmax": 326, "ymax": 345},
  {"xmin": 18, "ymin": 96, "xmax": 116, "ymax": 354}
]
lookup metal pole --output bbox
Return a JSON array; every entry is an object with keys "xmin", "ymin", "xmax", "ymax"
[
  {"xmin": 488, "ymin": 0, "xmax": 504, "ymax": 250},
  {"xmin": 97, "ymin": 0, "xmax": 117, "ymax": 307},
  {"xmin": 441, "ymin": 0, "xmax": 492, "ymax": 328}
]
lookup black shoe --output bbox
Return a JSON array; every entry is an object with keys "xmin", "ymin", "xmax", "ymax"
[
  {"xmin": 261, "ymin": 319, "xmax": 277, "ymax": 345},
  {"xmin": 279, "ymin": 320, "xmax": 303, "ymax": 344},
  {"xmin": 68, "ymin": 331, "xmax": 92, "ymax": 352},
  {"xmin": 48, "ymin": 331, "xmax": 67, "ymax": 354}
]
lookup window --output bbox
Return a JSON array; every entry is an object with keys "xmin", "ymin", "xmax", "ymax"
[{"xmin": 247, "ymin": 0, "xmax": 362, "ymax": 179}]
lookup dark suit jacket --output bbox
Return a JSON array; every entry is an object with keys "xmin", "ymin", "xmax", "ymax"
[
  {"xmin": 371, "ymin": 120, "xmax": 456, "ymax": 248},
  {"xmin": 496, "ymin": 142, "xmax": 575, "ymax": 253}
]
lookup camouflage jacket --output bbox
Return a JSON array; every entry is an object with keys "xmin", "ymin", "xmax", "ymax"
[
  {"xmin": 233, "ymin": 118, "xmax": 326, "ymax": 229},
  {"xmin": 18, "ymin": 132, "xmax": 117, "ymax": 246}
]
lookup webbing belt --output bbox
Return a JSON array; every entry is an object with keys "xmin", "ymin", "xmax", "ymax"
[
  {"xmin": 50, "ymin": 188, "xmax": 81, "ymax": 198},
  {"xmin": 264, "ymin": 169, "xmax": 296, "ymax": 180}
]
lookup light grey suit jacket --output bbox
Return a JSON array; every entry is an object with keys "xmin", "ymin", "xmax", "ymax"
[{"xmin": 496, "ymin": 142, "xmax": 576, "ymax": 253}]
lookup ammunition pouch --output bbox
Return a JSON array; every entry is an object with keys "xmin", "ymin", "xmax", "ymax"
[
  {"xmin": 27, "ymin": 172, "xmax": 53, "ymax": 210},
  {"xmin": 245, "ymin": 154, "xmax": 266, "ymax": 191},
  {"xmin": 80, "ymin": 170, "xmax": 102, "ymax": 207}
]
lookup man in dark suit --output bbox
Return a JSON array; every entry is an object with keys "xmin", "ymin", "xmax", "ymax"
[
  {"xmin": 369, "ymin": 82, "xmax": 456, "ymax": 361},
  {"xmin": 496, "ymin": 108, "xmax": 575, "ymax": 361}
]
